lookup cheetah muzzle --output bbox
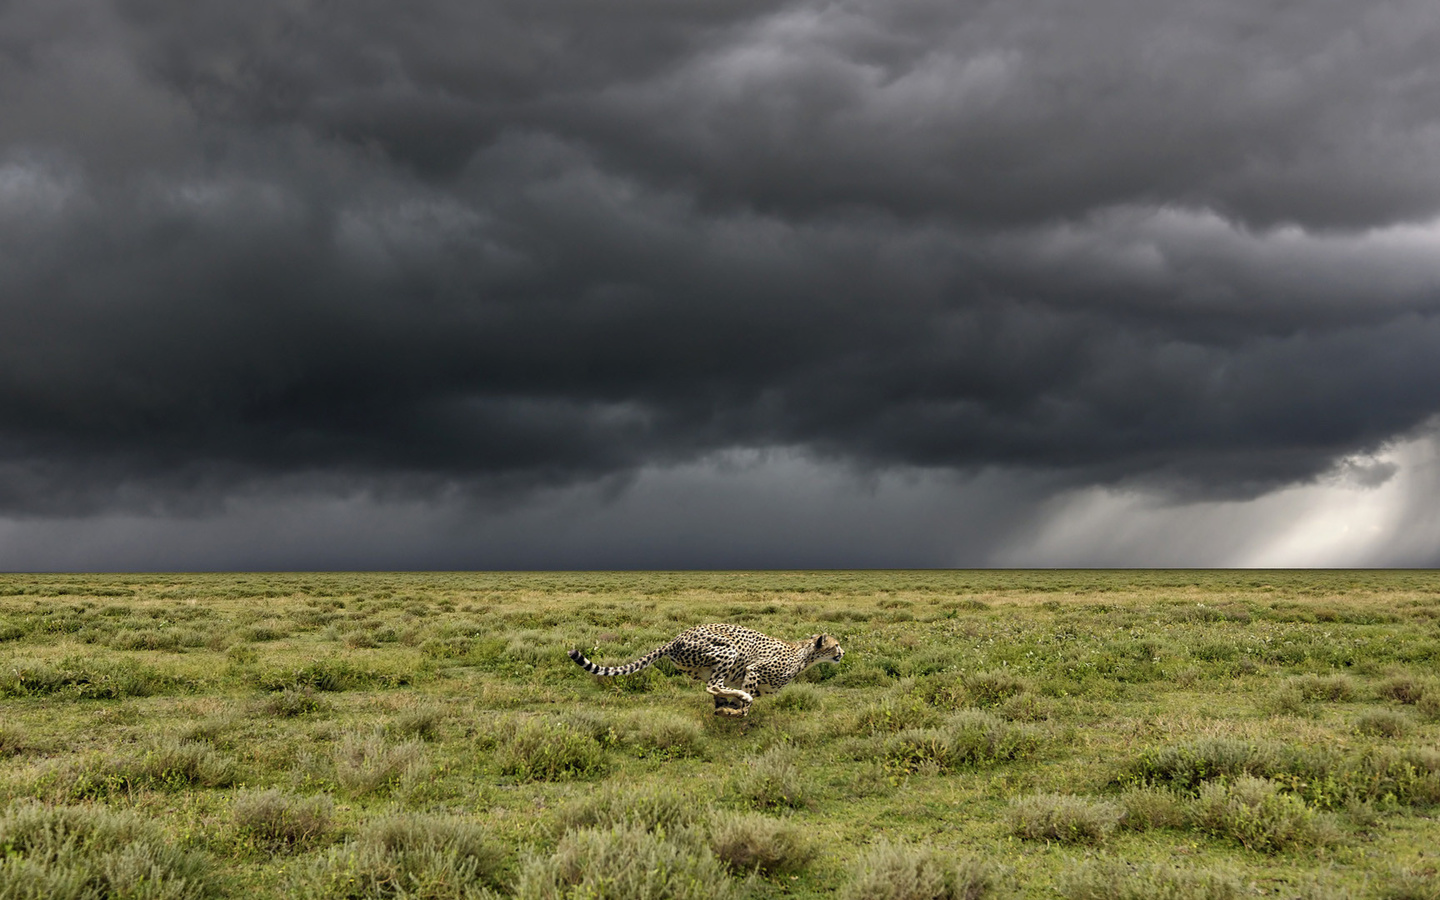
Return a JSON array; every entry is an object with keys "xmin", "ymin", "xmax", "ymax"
[{"xmin": 567, "ymin": 624, "xmax": 844, "ymax": 717}]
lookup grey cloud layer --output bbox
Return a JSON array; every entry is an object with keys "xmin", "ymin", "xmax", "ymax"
[{"xmin": 3, "ymin": 0, "xmax": 1440, "ymax": 517}]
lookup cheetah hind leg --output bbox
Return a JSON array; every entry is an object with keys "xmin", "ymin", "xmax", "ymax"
[
  {"xmin": 712, "ymin": 693, "xmax": 752, "ymax": 717},
  {"xmin": 706, "ymin": 672, "xmax": 753, "ymax": 716}
]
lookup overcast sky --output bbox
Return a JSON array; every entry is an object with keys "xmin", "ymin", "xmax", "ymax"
[{"xmin": 3, "ymin": 0, "xmax": 1440, "ymax": 570}]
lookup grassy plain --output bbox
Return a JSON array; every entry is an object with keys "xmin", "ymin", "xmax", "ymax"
[{"xmin": 1, "ymin": 570, "xmax": 1438, "ymax": 899}]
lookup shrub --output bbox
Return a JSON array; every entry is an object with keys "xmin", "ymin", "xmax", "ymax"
[
  {"xmin": 57, "ymin": 740, "xmax": 238, "ymax": 798},
  {"xmin": 334, "ymin": 732, "xmax": 427, "ymax": 796},
  {"xmin": 342, "ymin": 629, "xmax": 379, "ymax": 649},
  {"xmin": 514, "ymin": 824, "xmax": 739, "ymax": 900},
  {"xmin": 0, "ymin": 658, "xmax": 181, "ymax": 699},
  {"xmin": 179, "ymin": 717, "xmax": 236, "ymax": 747},
  {"xmin": 389, "ymin": 707, "xmax": 445, "ymax": 742},
  {"xmin": 1057, "ymin": 860, "xmax": 1245, "ymax": 900},
  {"xmin": 1292, "ymin": 674, "xmax": 1356, "ymax": 702},
  {"xmin": 915, "ymin": 675, "xmax": 969, "ymax": 710},
  {"xmin": 611, "ymin": 712, "xmax": 706, "ymax": 760},
  {"xmin": 109, "ymin": 628, "xmax": 183, "ymax": 651},
  {"xmin": 262, "ymin": 687, "xmax": 330, "ymax": 718},
  {"xmin": 1378, "ymin": 867, "xmax": 1440, "ymax": 900},
  {"xmin": 1419, "ymin": 691, "xmax": 1440, "ymax": 723},
  {"xmin": 838, "ymin": 841, "xmax": 996, "ymax": 900},
  {"xmin": 884, "ymin": 712, "xmax": 1042, "ymax": 774},
  {"xmin": 1356, "ymin": 709, "xmax": 1413, "ymax": 738},
  {"xmin": 964, "ymin": 671, "xmax": 1030, "ymax": 707},
  {"xmin": 771, "ymin": 684, "xmax": 822, "ymax": 711},
  {"xmin": 998, "ymin": 692, "xmax": 1056, "ymax": 722},
  {"xmin": 234, "ymin": 789, "xmax": 335, "ymax": 852},
  {"xmin": 729, "ymin": 746, "xmax": 810, "ymax": 809},
  {"xmin": 498, "ymin": 721, "xmax": 606, "ymax": 783},
  {"xmin": 1121, "ymin": 738, "xmax": 1276, "ymax": 794},
  {"xmin": 706, "ymin": 811, "xmax": 816, "ymax": 877},
  {"xmin": 855, "ymin": 695, "xmax": 942, "ymax": 735},
  {"xmin": 241, "ymin": 624, "xmax": 287, "ymax": 642},
  {"xmin": 0, "ymin": 799, "xmax": 213, "ymax": 899},
  {"xmin": 1117, "ymin": 786, "xmax": 1187, "ymax": 830},
  {"xmin": 1008, "ymin": 794, "xmax": 1121, "ymax": 844},
  {"xmin": 1377, "ymin": 676, "xmax": 1426, "ymax": 705},
  {"xmin": 299, "ymin": 813, "xmax": 505, "ymax": 899},
  {"xmin": 1267, "ymin": 683, "xmax": 1312, "ymax": 717},
  {"xmin": 1190, "ymin": 776, "xmax": 1332, "ymax": 853},
  {"xmin": 0, "ymin": 724, "xmax": 28, "ymax": 757},
  {"xmin": 555, "ymin": 782, "xmax": 708, "ymax": 834}
]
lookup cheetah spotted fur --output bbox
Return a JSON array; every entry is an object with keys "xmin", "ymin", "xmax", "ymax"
[{"xmin": 568, "ymin": 624, "xmax": 844, "ymax": 716}]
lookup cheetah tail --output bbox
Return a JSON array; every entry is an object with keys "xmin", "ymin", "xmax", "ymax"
[{"xmin": 567, "ymin": 644, "xmax": 668, "ymax": 678}]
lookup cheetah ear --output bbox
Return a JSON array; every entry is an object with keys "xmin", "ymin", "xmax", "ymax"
[{"xmin": 813, "ymin": 635, "xmax": 825, "ymax": 649}]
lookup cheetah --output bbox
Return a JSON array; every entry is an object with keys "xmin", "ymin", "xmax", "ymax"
[{"xmin": 568, "ymin": 624, "xmax": 844, "ymax": 717}]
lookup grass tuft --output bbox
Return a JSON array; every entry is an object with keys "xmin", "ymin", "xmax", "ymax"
[
  {"xmin": 1191, "ymin": 776, "xmax": 1334, "ymax": 853},
  {"xmin": 706, "ymin": 811, "xmax": 816, "ymax": 877},
  {"xmin": 838, "ymin": 840, "xmax": 996, "ymax": 900},
  {"xmin": 729, "ymin": 745, "xmax": 810, "ymax": 809},
  {"xmin": 883, "ymin": 711, "xmax": 1043, "ymax": 774},
  {"xmin": 514, "ymin": 824, "xmax": 739, "ymax": 900},
  {"xmin": 333, "ymin": 732, "xmax": 427, "ymax": 796},
  {"xmin": 234, "ymin": 788, "xmax": 335, "ymax": 852},
  {"xmin": 0, "ymin": 799, "xmax": 213, "ymax": 899},
  {"xmin": 298, "ymin": 813, "xmax": 505, "ymax": 899},
  {"xmin": 498, "ymin": 721, "xmax": 606, "ymax": 783},
  {"xmin": 1007, "ymin": 793, "xmax": 1122, "ymax": 844},
  {"xmin": 1355, "ymin": 709, "xmax": 1413, "ymax": 738},
  {"xmin": 555, "ymin": 782, "xmax": 708, "ymax": 834},
  {"xmin": 1057, "ymin": 860, "xmax": 1245, "ymax": 900}
]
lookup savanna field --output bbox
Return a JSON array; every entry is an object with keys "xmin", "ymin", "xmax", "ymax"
[{"xmin": 1, "ymin": 571, "xmax": 1439, "ymax": 899}]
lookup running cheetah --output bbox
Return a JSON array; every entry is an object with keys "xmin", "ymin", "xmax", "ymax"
[{"xmin": 568, "ymin": 624, "xmax": 844, "ymax": 716}]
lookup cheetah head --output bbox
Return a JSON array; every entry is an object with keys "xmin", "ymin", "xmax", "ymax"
[{"xmin": 810, "ymin": 634, "xmax": 844, "ymax": 663}]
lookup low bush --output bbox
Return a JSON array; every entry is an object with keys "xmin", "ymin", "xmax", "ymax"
[
  {"xmin": 998, "ymin": 692, "xmax": 1056, "ymax": 722},
  {"xmin": 498, "ymin": 721, "xmax": 606, "ymax": 783},
  {"xmin": 1121, "ymin": 738, "xmax": 1276, "ymax": 794},
  {"xmin": 234, "ymin": 788, "xmax": 335, "ymax": 852},
  {"xmin": 1420, "ymin": 691, "xmax": 1440, "ymax": 722},
  {"xmin": 1117, "ymin": 786, "xmax": 1187, "ymax": 830},
  {"xmin": 55, "ymin": 740, "xmax": 238, "ymax": 798},
  {"xmin": 514, "ymin": 824, "xmax": 739, "ymax": 900},
  {"xmin": 334, "ymin": 732, "xmax": 426, "ymax": 796},
  {"xmin": 555, "ymin": 782, "xmax": 708, "ymax": 834},
  {"xmin": 838, "ymin": 841, "xmax": 996, "ymax": 900},
  {"xmin": 1191, "ymin": 776, "xmax": 1333, "ymax": 853},
  {"xmin": 1007, "ymin": 793, "xmax": 1122, "ymax": 844},
  {"xmin": 1377, "ymin": 867, "xmax": 1440, "ymax": 900},
  {"xmin": 261, "ymin": 687, "xmax": 330, "ymax": 718},
  {"xmin": 610, "ymin": 712, "xmax": 706, "ymax": 759},
  {"xmin": 298, "ymin": 813, "xmax": 505, "ymax": 899},
  {"xmin": 1376, "ymin": 676, "xmax": 1427, "ymax": 705},
  {"xmin": 1277, "ymin": 747, "xmax": 1440, "ymax": 809},
  {"xmin": 706, "ymin": 811, "xmax": 816, "ymax": 877},
  {"xmin": 855, "ymin": 694, "xmax": 942, "ymax": 735},
  {"xmin": 884, "ymin": 712, "xmax": 1043, "ymax": 774},
  {"xmin": 389, "ymin": 706, "xmax": 446, "ymax": 742},
  {"xmin": 0, "ymin": 658, "xmax": 183, "ymax": 699},
  {"xmin": 1292, "ymin": 674, "xmax": 1356, "ymax": 702},
  {"xmin": 964, "ymin": 671, "xmax": 1030, "ymax": 707},
  {"xmin": 771, "ymin": 683, "xmax": 823, "ymax": 711},
  {"xmin": 0, "ymin": 723, "xmax": 28, "ymax": 757},
  {"xmin": 1057, "ymin": 860, "xmax": 1245, "ymax": 900},
  {"xmin": 729, "ymin": 745, "xmax": 810, "ymax": 809},
  {"xmin": 0, "ymin": 799, "xmax": 213, "ymax": 899},
  {"xmin": 1355, "ymin": 709, "xmax": 1413, "ymax": 738}
]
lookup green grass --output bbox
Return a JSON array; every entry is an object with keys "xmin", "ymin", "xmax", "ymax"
[{"xmin": 1, "ymin": 570, "xmax": 1439, "ymax": 897}]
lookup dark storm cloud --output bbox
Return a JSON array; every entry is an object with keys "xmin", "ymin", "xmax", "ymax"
[{"xmin": 3, "ymin": 0, "xmax": 1440, "ymax": 519}]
